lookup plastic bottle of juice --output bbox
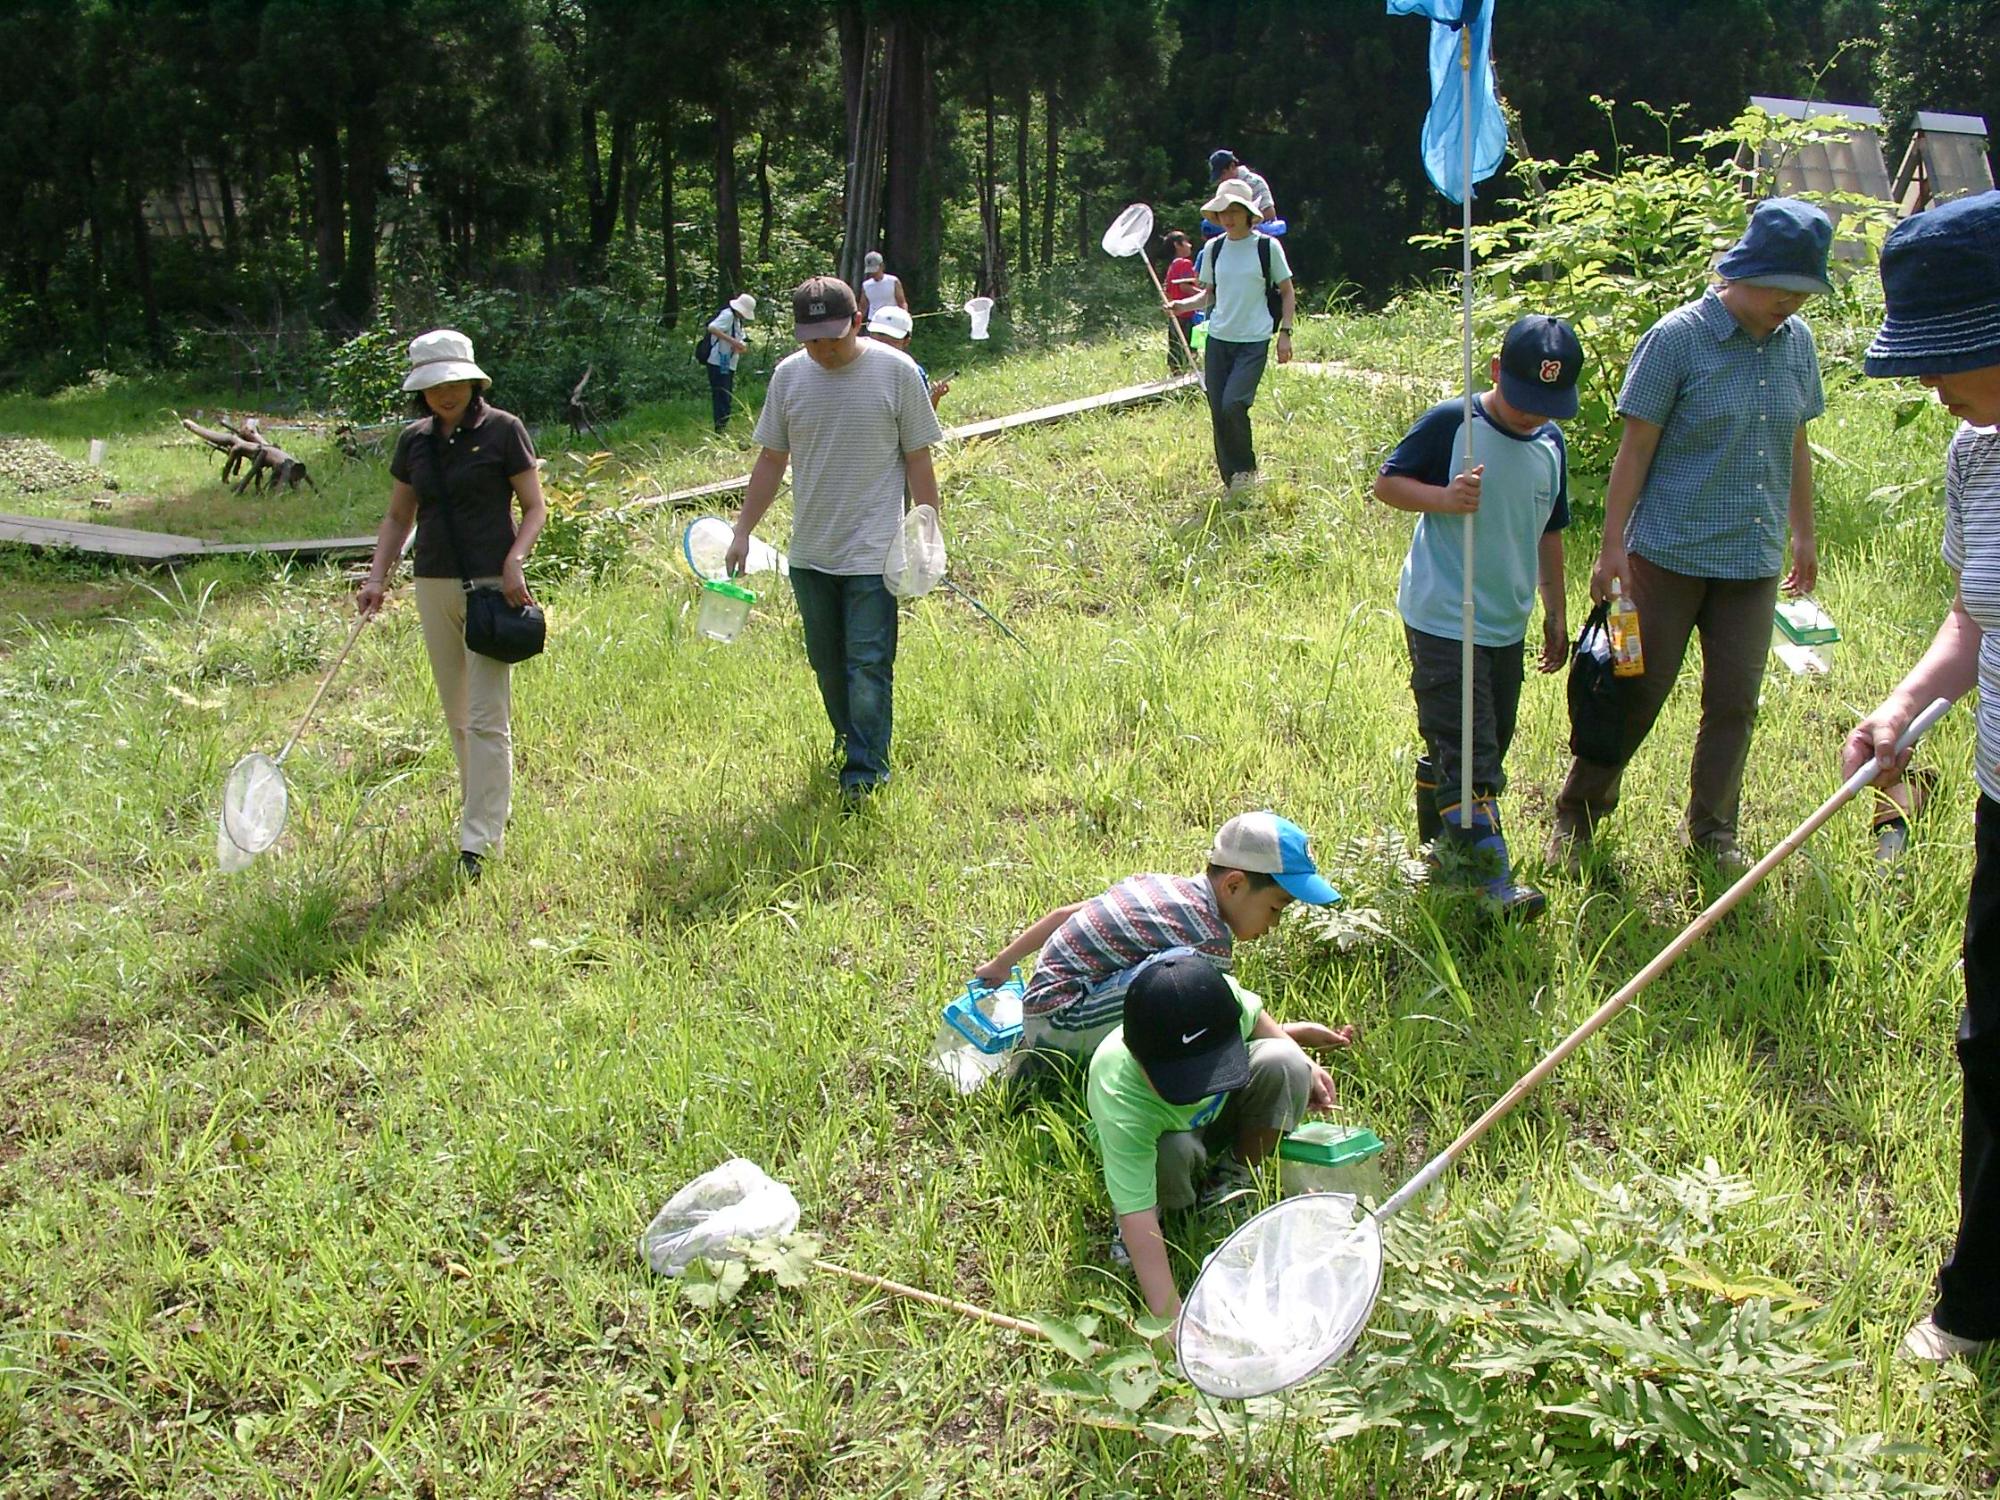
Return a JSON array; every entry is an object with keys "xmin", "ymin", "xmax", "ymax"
[{"xmin": 1607, "ymin": 577, "xmax": 1645, "ymax": 678}]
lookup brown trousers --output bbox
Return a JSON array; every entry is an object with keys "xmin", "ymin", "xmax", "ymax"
[{"xmin": 1555, "ymin": 552, "xmax": 1778, "ymax": 847}]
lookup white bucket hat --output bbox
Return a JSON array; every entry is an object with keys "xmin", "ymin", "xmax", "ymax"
[
  {"xmin": 1200, "ymin": 179, "xmax": 1266, "ymax": 223},
  {"xmin": 866, "ymin": 305, "xmax": 914, "ymax": 340},
  {"xmin": 729, "ymin": 293, "xmax": 757, "ymax": 320},
  {"xmin": 402, "ymin": 328, "xmax": 490, "ymax": 392}
]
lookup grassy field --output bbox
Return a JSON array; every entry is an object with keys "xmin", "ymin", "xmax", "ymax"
[{"xmin": 0, "ymin": 305, "xmax": 1990, "ymax": 1497}]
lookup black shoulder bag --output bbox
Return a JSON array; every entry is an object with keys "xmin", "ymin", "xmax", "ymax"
[{"xmin": 427, "ymin": 427, "xmax": 546, "ymax": 664}]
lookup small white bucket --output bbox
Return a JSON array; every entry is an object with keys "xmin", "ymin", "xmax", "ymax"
[
  {"xmin": 87, "ymin": 439, "xmax": 107, "ymax": 466},
  {"xmin": 965, "ymin": 297, "xmax": 995, "ymax": 341},
  {"xmin": 696, "ymin": 579, "xmax": 755, "ymax": 643}
]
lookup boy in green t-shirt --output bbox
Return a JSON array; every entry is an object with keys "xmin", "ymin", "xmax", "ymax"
[{"xmin": 1086, "ymin": 949, "xmax": 1349, "ymax": 1324}]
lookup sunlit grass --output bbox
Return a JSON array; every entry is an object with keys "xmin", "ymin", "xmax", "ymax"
[{"xmin": 0, "ymin": 309, "xmax": 1986, "ymax": 1495}]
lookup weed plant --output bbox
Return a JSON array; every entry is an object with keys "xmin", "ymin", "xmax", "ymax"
[{"xmin": 0, "ymin": 309, "xmax": 1988, "ymax": 1496}]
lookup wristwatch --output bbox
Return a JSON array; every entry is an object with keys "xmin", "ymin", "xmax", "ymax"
[{"xmin": 1278, "ymin": 326, "xmax": 1293, "ymax": 335}]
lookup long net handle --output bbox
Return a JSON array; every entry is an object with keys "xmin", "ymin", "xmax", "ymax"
[
  {"xmin": 1379, "ymin": 697, "xmax": 1954, "ymax": 1221},
  {"xmin": 1138, "ymin": 248, "xmax": 1197, "ymax": 368},
  {"xmin": 813, "ymin": 1259, "xmax": 1051, "ymax": 1340},
  {"xmin": 1456, "ymin": 22, "xmax": 1478, "ymax": 829},
  {"xmin": 276, "ymin": 612, "xmax": 370, "ymax": 764}
]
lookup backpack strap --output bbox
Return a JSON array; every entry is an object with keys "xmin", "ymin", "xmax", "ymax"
[{"xmin": 1256, "ymin": 232, "xmax": 1273, "ymax": 288}]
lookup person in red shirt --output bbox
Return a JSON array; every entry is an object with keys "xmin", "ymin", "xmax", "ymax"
[{"xmin": 1163, "ymin": 229, "xmax": 1200, "ymax": 374}]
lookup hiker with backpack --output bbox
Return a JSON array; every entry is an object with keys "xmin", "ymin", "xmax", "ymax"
[
  {"xmin": 1164, "ymin": 178, "xmax": 1295, "ymax": 491},
  {"xmin": 699, "ymin": 293, "xmax": 758, "ymax": 434}
]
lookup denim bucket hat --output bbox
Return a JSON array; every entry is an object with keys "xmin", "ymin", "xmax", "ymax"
[
  {"xmin": 1865, "ymin": 191, "xmax": 2000, "ymax": 378},
  {"xmin": 1714, "ymin": 197, "xmax": 1834, "ymax": 294}
]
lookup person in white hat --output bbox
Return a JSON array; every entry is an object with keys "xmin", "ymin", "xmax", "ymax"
[
  {"xmin": 703, "ymin": 292, "xmax": 758, "ymax": 434},
  {"xmin": 357, "ymin": 329, "xmax": 546, "ymax": 880},
  {"xmin": 1165, "ymin": 177, "xmax": 1295, "ymax": 492},
  {"xmin": 855, "ymin": 250, "xmax": 908, "ymax": 322},
  {"xmin": 864, "ymin": 304, "xmax": 950, "ymax": 409}
]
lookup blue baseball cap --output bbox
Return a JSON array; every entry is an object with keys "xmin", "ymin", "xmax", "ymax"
[
  {"xmin": 1865, "ymin": 190, "xmax": 2000, "ymax": 378},
  {"xmin": 1208, "ymin": 810, "xmax": 1341, "ymax": 906},
  {"xmin": 1208, "ymin": 149, "xmax": 1238, "ymax": 182},
  {"xmin": 1714, "ymin": 197, "xmax": 1833, "ymax": 295}
]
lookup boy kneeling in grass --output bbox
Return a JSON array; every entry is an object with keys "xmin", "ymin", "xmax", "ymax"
[
  {"xmin": 1372, "ymin": 313, "xmax": 1583, "ymax": 919},
  {"xmin": 1088, "ymin": 949, "xmax": 1347, "ymax": 1322},
  {"xmin": 974, "ymin": 810, "xmax": 1348, "ymax": 1066}
]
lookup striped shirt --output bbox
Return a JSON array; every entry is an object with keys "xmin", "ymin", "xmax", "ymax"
[
  {"xmin": 1618, "ymin": 288, "xmax": 1825, "ymax": 580},
  {"xmin": 1023, "ymin": 874, "xmax": 1234, "ymax": 1037},
  {"xmin": 1943, "ymin": 423, "xmax": 2000, "ymax": 802},
  {"xmin": 752, "ymin": 340, "xmax": 943, "ymax": 575}
]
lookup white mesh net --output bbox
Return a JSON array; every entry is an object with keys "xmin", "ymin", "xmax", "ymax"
[
  {"xmin": 683, "ymin": 516, "xmax": 785, "ymax": 582},
  {"xmin": 1177, "ymin": 1192, "xmax": 1384, "ymax": 1400},
  {"xmin": 1101, "ymin": 203, "xmax": 1155, "ymax": 257},
  {"xmin": 220, "ymin": 752, "xmax": 289, "ymax": 858}
]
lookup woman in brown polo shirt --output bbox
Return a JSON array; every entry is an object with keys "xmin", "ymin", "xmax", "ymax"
[{"xmin": 357, "ymin": 330, "xmax": 546, "ymax": 880}]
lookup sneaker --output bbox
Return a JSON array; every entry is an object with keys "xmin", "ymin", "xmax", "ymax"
[
  {"xmin": 1543, "ymin": 822, "xmax": 1588, "ymax": 878},
  {"xmin": 1900, "ymin": 1315, "xmax": 1989, "ymax": 1362},
  {"xmin": 457, "ymin": 849, "xmax": 484, "ymax": 881},
  {"xmin": 1197, "ymin": 1156, "xmax": 1259, "ymax": 1212},
  {"xmin": 1109, "ymin": 1230, "xmax": 1132, "ymax": 1269},
  {"xmin": 1692, "ymin": 838, "xmax": 1750, "ymax": 880}
]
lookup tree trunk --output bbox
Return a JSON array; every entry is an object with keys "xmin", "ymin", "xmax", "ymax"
[
  {"xmin": 581, "ymin": 101, "xmax": 605, "ymax": 249},
  {"xmin": 216, "ymin": 156, "xmax": 239, "ymax": 261},
  {"xmin": 755, "ymin": 131, "xmax": 773, "ymax": 264},
  {"xmin": 978, "ymin": 77, "xmax": 1006, "ymax": 298},
  {"xmin": 588, "ymin": 109, "xmax": 630, "ymax": 258},
  {"xmin": 883, "ymin": 20, "xmax": 939, "ymax": 309},
  {"xmin": 714, "ymin": 94, "xmax": 742, "ymax": 294},
  {"xmin": 336, "ymin": 105, "xmax": 384, "ymax": 330},
  {"xmin": 306, "ymin": 125, "xmax": 344, "ymax": 292},
  {"xmin": 125, "ymin": 181, "xmax": 162, "ymax": 362},
  {"xmin": 622, "ymin": 138, "xmax": 651, "ymax": 243},
  {"xmin": 1041, "ymin": 98, "xmax": 1058, "ymax": 268},
  {"xmin": 660, "ymin": 109, "xmax": 680, "ymax": 326},
  {"xmin": 82, "ymin": 157, "xmax": 107, "ymax": 355},
  {"xmin": 1016, "ymin": 84, "xmax": 1032, "ymax": 272},
  {"xmin": 838, "ymin": 8, "xmax": 892, "ymax": 291}
]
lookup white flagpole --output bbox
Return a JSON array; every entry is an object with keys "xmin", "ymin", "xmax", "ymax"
[{"xmin": 1457, "ymin": 21, "xmax": 1477, "ymax": 831}]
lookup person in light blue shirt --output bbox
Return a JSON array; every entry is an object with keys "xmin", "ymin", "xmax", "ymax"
[
  {"xmin": 704, "ymin": 293, "xmax": 756, "ymax": 433},
  {"xmin": 1376, "ymin": 315, "xmax": 1581, "ymax": 920},
  {"xmin": 1165, "ymin": 177, "xmax": 1294, "ymax": 490},
  {"xmin": 1551, "ymin": 199, "xmax": 1830, "ymax": 875}
]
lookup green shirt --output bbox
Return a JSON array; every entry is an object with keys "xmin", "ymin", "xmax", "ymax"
[{"xmin": 1086, "ymin": 979, "xmax": 1264, "ymax": 1217}]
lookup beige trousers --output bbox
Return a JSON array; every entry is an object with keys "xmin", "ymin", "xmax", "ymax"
[{"xmin": 414, "ymin": 576, "xmax": 513, "ymax": 856}]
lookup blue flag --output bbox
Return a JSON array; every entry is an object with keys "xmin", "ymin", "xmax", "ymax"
[{"xmin": 1386, "ymin": 0, "xmax": 1505, "ymax": 205}]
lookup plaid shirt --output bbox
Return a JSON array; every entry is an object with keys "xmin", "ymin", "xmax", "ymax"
[
  {"xmin": 1618, "ymin": 288, "xmax": 1824, "ymax": 580},
  {"xmin": 1022, "ymin": 874, "xmax": 1233, "ymax": 1034}
]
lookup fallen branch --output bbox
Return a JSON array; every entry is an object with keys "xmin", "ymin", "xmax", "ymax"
[{"xmin": 180, "ymin": 415, "xmax": 319, "ymax": 495}]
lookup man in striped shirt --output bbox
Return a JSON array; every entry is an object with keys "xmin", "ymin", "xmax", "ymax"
[{"xmin": 972, "ymin": 811, "xmax": 1345, "ymax": 1062}]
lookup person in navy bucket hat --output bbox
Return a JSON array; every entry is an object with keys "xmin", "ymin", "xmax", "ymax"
[
  {"xmin": 1547, "ymin": 197, "xmax": 1831, "ymax": 880},
  {"xmin": 1843, "ymin": 190, "xmax": 2000, "ymax": 1363},
  {"xmin": 1714, "ymin": 196, "xmax": 1834, "ymax": 295}
]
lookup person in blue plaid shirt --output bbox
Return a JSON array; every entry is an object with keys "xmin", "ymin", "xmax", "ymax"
[{"xmin": 1548, "ymin": 199, "xmax": 1832, "ymax": 876}]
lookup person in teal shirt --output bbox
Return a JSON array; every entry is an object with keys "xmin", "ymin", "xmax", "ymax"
[
  {"xmin": 1374, "ymin": 314, "xmax": 1582, "ymax": 918},
  {"xmin": 1086, "ymin": 950, "xmax": 1352, "ymax": 1327}
]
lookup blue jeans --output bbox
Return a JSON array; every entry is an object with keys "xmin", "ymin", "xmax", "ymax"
[
  {"xmin": 789, "ymin": 567, "xmax": 898, "ymax": 791},
  {"xmin": 1203, "ymin": 335, "xmax": 1268, "ymax": 482},
  {"xmin": 706, "ymin": 364, "xmax": 735, "ymax": 431}
]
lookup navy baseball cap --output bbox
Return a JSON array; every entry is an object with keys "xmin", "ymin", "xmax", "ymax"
[
  {"xmin": 1208, "ymin": 149, "xmax": 1238, "ymax": 182},
  {"xmin": 1497, "ymin": 314, "xmax": 1584, "ymax": 420},
  {"xmin": 1865, "ymin": 190, "xmax": 2000, "ymax": 378},
  {"xmin": 1122, "ymin": 950, "xmax": 1250, "ymax": 1106},
  {"xmin": 1715, "ymin": 197, "xmax": 1833, "ymax": 295}
]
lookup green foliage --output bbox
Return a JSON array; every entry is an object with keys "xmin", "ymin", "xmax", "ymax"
[
  {"xmin": 533, "ymin": 452, "xmax": 637, "ymax": 585},
  {"xmin": 673, "ymin": 1236, "xmax": 823, "ymax": 1312},
  {"xmin": 325, "ymin": 318, "xmax": 409, "ymax": 424},
  {"xmin": 1037, "ymin": 1164, "xmax": 1943, "ymax": 1498},
  {"xmin": 1419, "ymin": 104, "xmax": 1898, "ymax": 471}
]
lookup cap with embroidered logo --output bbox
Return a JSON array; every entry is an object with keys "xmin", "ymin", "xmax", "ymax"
[
  {"xmin": 1209, "ymin": 810, "xmax": 1340, "ymax": 906},
  {"xmin": 1497, "ymin": 313, "xmax": 1583, "ymax": 420},
  {"xmin": 792, "ymin": 275, "xmax": 858, "ymax": 341},
  {"xmin": 1122, "ymin": 950, "xmax": 1251, "ymax": 1106}
]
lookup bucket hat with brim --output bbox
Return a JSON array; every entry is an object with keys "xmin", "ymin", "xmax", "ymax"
[
  {"xmin": 1201, "ymin": 179, "xmax": 1265, "ymax": 223},
  {"xmin": 729, "ymin": 293, "xmax": 757, "ymax": 321},
  {"xmin": 1714, "ymin": 197, "xmax": 1833, "ymax": 295},
  {"xmin": 402, "ymin": 329, "xmax": 490, "ymax": 392},
  {"xmin": 1865, "ymin": 190, "xmax": 2000, "ymax": 377}
]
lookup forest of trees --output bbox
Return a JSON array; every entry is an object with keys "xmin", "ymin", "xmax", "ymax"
[{"xmin": 0, "ymin": 0, "xmax": 1993, "ymax": 384}]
